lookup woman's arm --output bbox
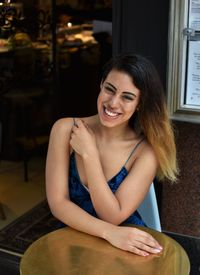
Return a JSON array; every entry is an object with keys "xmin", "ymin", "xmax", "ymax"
[
  {"xmin": 46, "ymin": 118, "xmax": 112, "ymax": 237},
  {"xmin": 83, "ymin": 148, "xmax": 157, "ymax": 225},
  {"xmin": 46, "ymin": 118, "xmax": 162, "ymax": 256},
  {"xmin": 70, "ymin": 119, "xmax": 158, "ymax": 225}
]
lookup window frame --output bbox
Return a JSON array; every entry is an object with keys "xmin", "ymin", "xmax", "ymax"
[{"xmin": 167, "ymin": 0, "xmax": 200, "ymax": 123}]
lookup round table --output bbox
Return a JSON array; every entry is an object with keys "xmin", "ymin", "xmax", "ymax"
[{"xmin": 20, "ymin": 226, "xmax": 190, "ymax": 275}]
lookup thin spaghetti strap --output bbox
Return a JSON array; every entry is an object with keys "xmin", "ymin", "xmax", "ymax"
[
  {"xmin": 124, "ymin": 138, "xmax": 145, "ymax": 166},
  {"xmin": 70, "ymin": 118, "xmax": 76, "ymax": 155}
]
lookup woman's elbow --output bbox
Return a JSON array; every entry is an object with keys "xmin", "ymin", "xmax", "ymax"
[
  {"xmin": 47, "ymin": 197, "xmax": 69, "ymax": 219},
  {"xmin": 99, "ymin": 212, "xmax": 126, "ymax": 225},
  {"xmin": 49, "ymin": 203, "xmax": 59, "ymax": 219},
  {"xmin": 47, "ymin": 198, "xmax": 59, "ymax": 218}
]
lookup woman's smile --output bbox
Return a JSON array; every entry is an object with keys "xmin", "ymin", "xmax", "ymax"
[
  {"xmin": 97, "ymin": 70, "xmax": 141, "ymax": 127},
  {"xmin": 103, "ymin": 106, "xmax": 121, "ymax": 118}
]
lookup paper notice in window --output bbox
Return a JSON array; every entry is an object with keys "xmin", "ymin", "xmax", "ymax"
[
  {"xmin": 186, "ymin": 41, "xmax": 200, "ymax": 106},
  {"xmin": 189, "ymin": 0, "xmax": 200, "ymax": 30}
]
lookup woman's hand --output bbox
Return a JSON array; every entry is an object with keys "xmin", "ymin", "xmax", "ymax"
[
  {"xmin": 70, "ymin": 119, "xmax": 98, "ymax": 158},
  {"xmin": 104, "ymin": 225, "xmax": 163, "ymax": 257}
]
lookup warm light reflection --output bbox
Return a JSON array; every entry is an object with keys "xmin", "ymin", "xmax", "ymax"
[{"xmin": 67, "ymin": 22, "xmax": 72, "ymax": 28}]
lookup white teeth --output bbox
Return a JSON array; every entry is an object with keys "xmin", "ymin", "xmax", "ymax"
[{"xmin": 104, "ymin": 108, "xmax": 119, "ymax": 117}]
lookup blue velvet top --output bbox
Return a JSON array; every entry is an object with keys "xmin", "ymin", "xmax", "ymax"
[{"xmin": 68, "ymin": 150, "xmax": 145, "ymax": 226}]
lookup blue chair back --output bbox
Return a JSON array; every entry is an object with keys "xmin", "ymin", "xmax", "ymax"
[{"xmin": 137, "ymin": 183, "xmax": 161, "ymax": 232}]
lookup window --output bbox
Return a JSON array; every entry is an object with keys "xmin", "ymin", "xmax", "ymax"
[{"xmin": 167, "ymin": 0, "xmax": 200, "ymax": 123}]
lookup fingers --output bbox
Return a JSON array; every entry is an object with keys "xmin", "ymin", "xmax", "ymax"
[
  {"xmin": 125, "ymin": 240, "xmax": 163, "ymax": 257},
  {"xmin": 128, "ymin": 246, "xmax": 150, "ymax": 257},
  {"xmin": 73, "ymin": 118, "xmax": 86, "ymax": 128},
  {"xmin": 132, "ymin": 241, "xmax": 162, "ymax": 255},
  {"xmin": 71, "ymin": 119, "xmax": 88, "ymax": 133},
  {"xmin": 133, "ymin": 228, "xmax": 162, "ymax": 248},
  {"xmin": 106, "ymin": 226, "xmax": 163, "ymax": 257},
  {"xmin": 127, "ymin": 228, "xmax": 163, "ymax": 256}
]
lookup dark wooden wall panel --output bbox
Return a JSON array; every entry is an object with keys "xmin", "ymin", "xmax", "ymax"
[{"xmin": 112, "ymin": 0, "xmax": 170, "ymax": 86}]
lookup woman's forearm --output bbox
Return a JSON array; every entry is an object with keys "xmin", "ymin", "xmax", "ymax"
[
  {"xmin": 48, "ymin": 198, "xmax": 163, "ymax": 257},
  {"xmin": 82, "ymin": 154, "xmax": 124, "ymax": 224},
  {"xmin": 49, "ymin": 198, "xmax": 116, "ymax": 239}
]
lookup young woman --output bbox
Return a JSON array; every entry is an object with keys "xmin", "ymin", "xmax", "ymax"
[{"xmin": 46, "ymin": 54, "xmax": 178, "ymax": 257}]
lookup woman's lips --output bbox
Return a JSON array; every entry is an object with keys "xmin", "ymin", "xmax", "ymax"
[{"xmin": 103, "ymin": 106, "xmax": 121, "ymax": 118}]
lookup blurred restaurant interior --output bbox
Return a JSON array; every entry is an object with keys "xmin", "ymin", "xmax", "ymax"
[{"xmin": 0, "ymin": 0, "xmax": 112, "ymax": 225}]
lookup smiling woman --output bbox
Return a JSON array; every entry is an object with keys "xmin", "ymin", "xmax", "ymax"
[
  {"xmin": 45, "ymin": 54, "xmax": 178, "ymax": 257},
  {"xmin": 97, "ymin": 70, "xmax": 140, "ymax": 127}
]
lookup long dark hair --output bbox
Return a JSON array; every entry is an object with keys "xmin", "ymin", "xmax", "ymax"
[{"xmin": 102, "ymin": 54, "xmax": 178, "ymax": 182}]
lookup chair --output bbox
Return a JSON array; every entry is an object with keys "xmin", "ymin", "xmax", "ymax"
[
  {"xmin": 137, "ymin": 183, "xmax": 161, "ymax": 231},
  {"xmin": 17, "ymin": 135, "xmax": 49, "ymax": 182}
]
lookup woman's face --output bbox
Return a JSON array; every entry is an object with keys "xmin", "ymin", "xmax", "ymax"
[{"xmin": 97, "ymin": 69, "xmax": 141, "ymax": 128}]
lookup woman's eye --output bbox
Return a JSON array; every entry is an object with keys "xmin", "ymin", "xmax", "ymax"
[
  {"xmin": 105, "ymin": 87, "xmax": 115, "ymax": 94},
  {"xmin": 123, "ymin": 95, "xmax": 134, "ymax": 101}
]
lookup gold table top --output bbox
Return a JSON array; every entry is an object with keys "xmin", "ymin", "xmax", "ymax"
[{"xmin": 20, "ymin": 226, "xmax": 190, "ymax": 275}]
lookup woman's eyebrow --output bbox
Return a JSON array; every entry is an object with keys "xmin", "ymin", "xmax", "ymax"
[
  {"xmin": 105, "ymin": 82, "xmax": 136, "ymax": 97},
  {"xmin": 105, "ymin": 82, "xmax": 117, "ymax": 90}
]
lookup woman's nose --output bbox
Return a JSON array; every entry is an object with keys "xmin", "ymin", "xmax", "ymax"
[{"xmin": 109, "ymin": 96, "xmax": 120, "ymax": 108}]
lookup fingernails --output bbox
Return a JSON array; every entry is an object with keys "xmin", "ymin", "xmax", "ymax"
[
  {"xmin": 143, "ymin": 252, "xmax": 149, "ymax": 256},
  {"xmin": 153, "ymin": 248, "xmax": 162, "ymax": 253}
]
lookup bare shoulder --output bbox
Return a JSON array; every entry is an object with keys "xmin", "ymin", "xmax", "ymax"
[
  {"xmin": 47, "ymin": 118, "xmax": 78, "ymax": 157},
  {"xmin": 127, "ymin": 139, "xmax": 159, "ymax": 180},
  {"xmin": 50, "ymin": 116, "xmax": 97, "ymax": 139},
  {"xmin": 50, "ymin": 117, "xmax": 74, "ymax": 141},
  {"xmin": 137, "ymin": 139, "xmax": 158, "ymax": 165}
]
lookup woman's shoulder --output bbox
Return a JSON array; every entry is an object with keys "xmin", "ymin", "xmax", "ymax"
[
  {"xmin": 47, "ymin": 118, "xmax": 74, "ymax": 146},
  {"xmin": 51, "ymin": 117, "xmax": 74, "ymax": 134},
  {"xmin": 137, "ymin": 138, "xmax": 158, "ymax": 164},
  {"xmin": 51, "ymin": 115, "xmax": 97, "ymax": 135}
]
